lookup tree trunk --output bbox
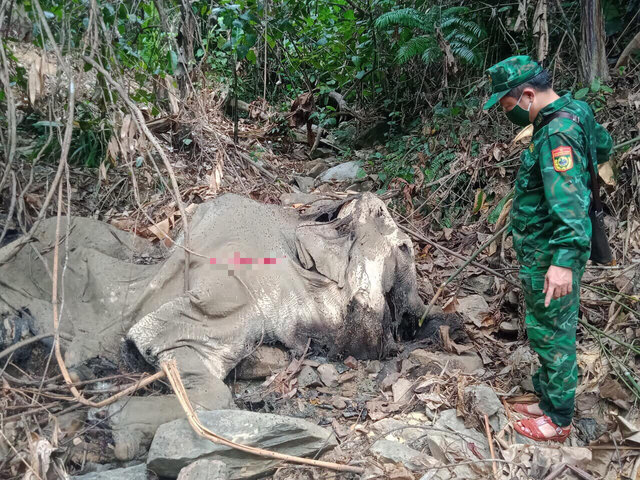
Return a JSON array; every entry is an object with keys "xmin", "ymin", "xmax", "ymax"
[{"xmin": 579, "ymin": 0, "xmax": 610, "ymax": 83}]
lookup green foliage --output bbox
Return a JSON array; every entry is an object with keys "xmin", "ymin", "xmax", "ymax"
[{"xmin": 375, "ymin": 6, "xmax": 485, "ymax": 66}]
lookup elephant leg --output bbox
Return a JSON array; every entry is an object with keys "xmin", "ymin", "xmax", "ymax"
[{"xmin": 168, "ymin": 348, "xmax": 234, "ymax": 409}]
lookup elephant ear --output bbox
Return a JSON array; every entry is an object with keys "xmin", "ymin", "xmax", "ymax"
[{"xmin": 295, "ymin": 220, "xmax": 353, "ymax": 287}]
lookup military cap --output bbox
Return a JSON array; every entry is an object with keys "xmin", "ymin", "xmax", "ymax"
[{"xmin": 483, "ymin": 55, "xmax": 543, "ymax": 110}]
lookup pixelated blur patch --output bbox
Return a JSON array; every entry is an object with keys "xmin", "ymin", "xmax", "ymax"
[{"xmin": 552, "ymin": 146, "xmax": 573, "ymax": 172}]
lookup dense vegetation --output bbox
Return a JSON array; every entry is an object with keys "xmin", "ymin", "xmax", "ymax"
[{"xmin": 0, "ymin": 0, "xmax": 639, "ymax": 227}]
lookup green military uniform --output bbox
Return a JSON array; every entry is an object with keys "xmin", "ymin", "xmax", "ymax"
[{"xmin": 484, "ymin": 56, "xmax": 613, "ymax": 427}]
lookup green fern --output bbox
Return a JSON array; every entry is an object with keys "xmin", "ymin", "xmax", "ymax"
[{"xmin": 376, "ymin": 6, "xmax": 485, "ymax": 67}]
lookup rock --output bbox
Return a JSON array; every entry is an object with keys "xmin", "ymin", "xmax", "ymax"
[
  {"xmin": 499, "ymin": 320, "xmax": 518, "ymax": 334},
  {"xmin": 292, "ymin": 176, "xmax": 315, "ymax": 194},
  {"xmin": 280, "ymin": 193, "xmax": 323, "ymax": 206},
  {"xmin": 366, "ymin": 360, "xmax": 382, "ymax": 374},
  {"xmin": 234, "ymin": 346, "xmax": 288, "ymax": 380},
  {"xmin": 345, "ymin": 180, "xmax": 374, "ymax": 192},
  {"xmin": 370, "ymin": 439, "xmax": 435, "ymax": 472},
  {"xmin": 297, "ymin": 365, "xmax": 322, "ymax": 388},
  {"xmin": 409, "ymin": 349, "xmax": 483, "ymax": 374},
  {"xmin": 71, "ymin": 464, "xmax": 148, "ymax": 480},
  {"xmin": 344, "ymin": 356, "xmax": 358, "ymax": 369},
  {"xmin": 177, "ymin": 459, "xmax": 229, "ymax": 480},
  {"xmin": 317, "ymin": 364, "xmax": 340, "ymax": 387},
  {"xmin": 370, "ymin": 418, "xmax": 424, "ymax": 444},
  {"xmin": 332, "ymin": 398, "xmax": 347, "ymax": 410},
  {"xmin": 380, "ymin": 372, "xmax": 401, "ymax": 391},
  {"xmin": 429, "ymin": 409, "xmax": 490, "ymax": 460},
  {"xmin": 303, "ymin": 160, "xmax": 329, "ymax": 178},
  {"xmin": 148, "ymin": 411, "xmax": 337, "ymax": 479},
  {"xmin": 464, "ymin": 385, "xmax": 502, "ymax": 417},
  {"xmin": 317, "ymin": 161, "xmax": 363, "ymax": 183},
  {"xmin": 310, "ymin": 147, "xmax": 334, "ymax": 159},
  {"xmin": 463, "ymin": 275, "xmax": 495, "ymax": 295},
  {"xmin": 521, "ymin": 377, "xmax": 535, "ymax": 393},
  {"xmin": 105, "ymin": 386, "xmax": 234, "ymax": 461},
  {"xmin": 456, "ymin": 295, "xmax": 490, "ymax": 327},
  {"xmin": 392, "ymin": 378, "xmax": 413, "ymax": 404}
]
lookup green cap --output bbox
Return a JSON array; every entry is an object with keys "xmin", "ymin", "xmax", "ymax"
[{"xmin": 483, "ymin": 55, "xmax": 543, "ymax": 110}]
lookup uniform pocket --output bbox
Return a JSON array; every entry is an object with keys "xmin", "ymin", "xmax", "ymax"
[{"xmin": 517, "ymin": 150, "xmax": 537, "ymax": 189}]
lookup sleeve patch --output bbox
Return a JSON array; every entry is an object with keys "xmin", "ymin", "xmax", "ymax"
[{"xmin": 552, "ymin": 146, "xmax": 574, "ymax": 172}]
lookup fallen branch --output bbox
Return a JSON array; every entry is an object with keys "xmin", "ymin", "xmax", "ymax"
[
  {"xmin": 161, "ymin": 359, "xmax": 365, "ymax": 474},
  {"xmin": 0, "ymin": 331, "xmax": 72, "ymax": 360},
  {"xmin": 484, "ymin": 414, "xmax": 498, "ymax": 477},
  {"xmin": 419, "ymin": 223, "xmax": 510, "ymax": 326}
]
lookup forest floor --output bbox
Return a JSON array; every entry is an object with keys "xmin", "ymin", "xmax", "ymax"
[{"xmin": 1, "ymin": 80, "xmax": 640, "ymax": 480}]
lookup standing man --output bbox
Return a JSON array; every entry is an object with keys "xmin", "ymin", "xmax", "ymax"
[{"xmin": 483, "ymin": 56, "xmax": 612, "ymax": 442}]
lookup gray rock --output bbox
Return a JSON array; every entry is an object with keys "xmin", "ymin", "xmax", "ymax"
[
  {"xmin": 345, "ymin": 180, "xmax": 374, "ymax": 192},
  {"xmin": 463, "ymin": 275, "xmax": 495, "ymax": 295},
  {"xmin": 234, "ymin": 346, "xmax": 288, "ymax": 380},
  {"xmin": 297, "ymin": 365, "xmax": 322, "ymax": 388},
  {"xmin": 370, "ymin": 418, "xmax": 425, "ymax": 444},
  {"xmin": 292, "ymin": 176, "xmax": 315, "ymax": 194},
  {"xmin": 317, "ymin": 161, "xmax": 363, "ymax": 183},
  {"xmin": 456, "ymin": 295, "xmax": 490, "ymax": 327},
  {"xmin": 409, "ymin": 349, "xmax": 483, "ymax": 374},
  {"xmin": 303, "ymin": 160, "xmax": 329, "ymax": 178},
  {"xmin": 105, "ymin": 386, "xmax": 234, "ymax": 461},
  {"xmin": 310, "ymin": 147, "xmax": 334, "ymax": 159},
  {"xmin": 317, "ymin": 364, "xmax": 340, "ymax": 387},
  {"xmin": 147, "ymin": 410, "xmax": 337, "ymax": 479},
  {"xmin": 280, "ymin": 192, "xmax": 323, "ymax": 206},
  {"xmin": 365, "ymin": 360, "xmax": 382, "ymax": 374},
  {"xmin": 72, "ymin": 464, "xmax": 148, "ymax": 480},
  {"xmin": 464, "ymin": 384, "xmax": 503, "ymax": 417},
  {"xmin": 370, "ymin": 439, "xmax": 435, "ymax": 472},
  {"xmin": 521, "ymin": 377, "xmax": 535, "ymax": 393},
  {"xmin": 428, "ymin": 409, "xmax": 490, "ymax": 461},
  {"xmin": 177, "ymin": 459, "xmax": 229, "ymax": 480}
]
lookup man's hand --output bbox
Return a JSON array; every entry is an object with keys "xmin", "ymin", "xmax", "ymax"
[{"xmin": 544, "ymin": 266, "xmax": 573, "ymax": 307}]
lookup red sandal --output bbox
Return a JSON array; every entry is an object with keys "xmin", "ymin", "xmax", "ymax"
[
  {"xmin": 512, "ymin": 403, "xmax": 543, "ymax": 418},
  {"xmin": 513, "ymin": 415, "xmax": 571, "ymax": 443}
]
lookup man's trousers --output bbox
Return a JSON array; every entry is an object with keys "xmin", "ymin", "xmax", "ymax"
[{"xmin": 519, "ymin": 266, "xmax": 583, "ymax": 427}]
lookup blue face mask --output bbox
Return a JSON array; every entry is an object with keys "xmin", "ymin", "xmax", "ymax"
[{"xmin": 506, "ymin": 91, "xmax": 533, "ymax": 127}]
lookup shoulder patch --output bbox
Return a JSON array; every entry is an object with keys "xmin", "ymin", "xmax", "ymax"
[
  {"xmin": 552, "ymin": 146, "xmax": 574, "ymax": 172},
  {"xmin": 529, "ymin": 143, "xmax": 534, "ymax": 153}
]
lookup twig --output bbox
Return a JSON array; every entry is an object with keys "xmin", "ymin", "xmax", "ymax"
[
  {"xmin": 161, "ymin": 359, "xmax": 365, "ymax": 474},
  {"xmin": 484, "ymin": 414, "xmax": 498, "ymax": 477},
  {"xmin": 0, "ymin": 331, "xmax": 72, "ymax": 360},
  {"xmin": 0, "ymin": 172, "xmax": 16, "ymax": 244},
  {"xmin": 419, "ymin": 223, "xmax": 511, "ymax": 325}
]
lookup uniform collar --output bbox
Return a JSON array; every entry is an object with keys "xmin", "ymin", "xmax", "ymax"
[{"xmin": 533, "ymin": 93, "xmax": 572, "ymax": 129}]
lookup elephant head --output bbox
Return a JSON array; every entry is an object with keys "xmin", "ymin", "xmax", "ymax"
[{"xmin": 295, "ymin": 193, "xmax": 426, "ymax": 359}]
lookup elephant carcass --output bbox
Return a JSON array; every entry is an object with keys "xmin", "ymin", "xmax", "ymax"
[{"xmin": 126, "ymin": 193, "xmax": 426, "ymax": 380}]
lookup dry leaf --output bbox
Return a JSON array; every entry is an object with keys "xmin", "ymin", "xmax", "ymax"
[
  {"xmin": 598, "ymin": 161, "xmax": 615, "ymax": 186},
  {"xmin": 208, "ymin": 157, "xmax": 224, "ymax": 195},
  {"xmin": 512, "ymin": 124, "xmax": 534, "ymax": 144},
  {"xmin": 442, "ymin": 296, "xmax": 458, "ymax": 314},
  {"xmin": 27, "ymin": 58, "xmax": 43, "ymax": 105},
  {"xmin": 107, "ymin": 136, "xmax": 120, "ymax": 162},
  {"xmin": 165, "ymin": 75, "xmax": 180, "ymax": 115},
  {"xmin": 99, "ymin": 162, "xmax": 108, "ymax": 182},
  {"xmin": 440, "ymin": 325, "xmax": 474, "ymax": 355},
  {"xmin": 147, "ymin": 218, "xmax": 171, "ymax": 240}
]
